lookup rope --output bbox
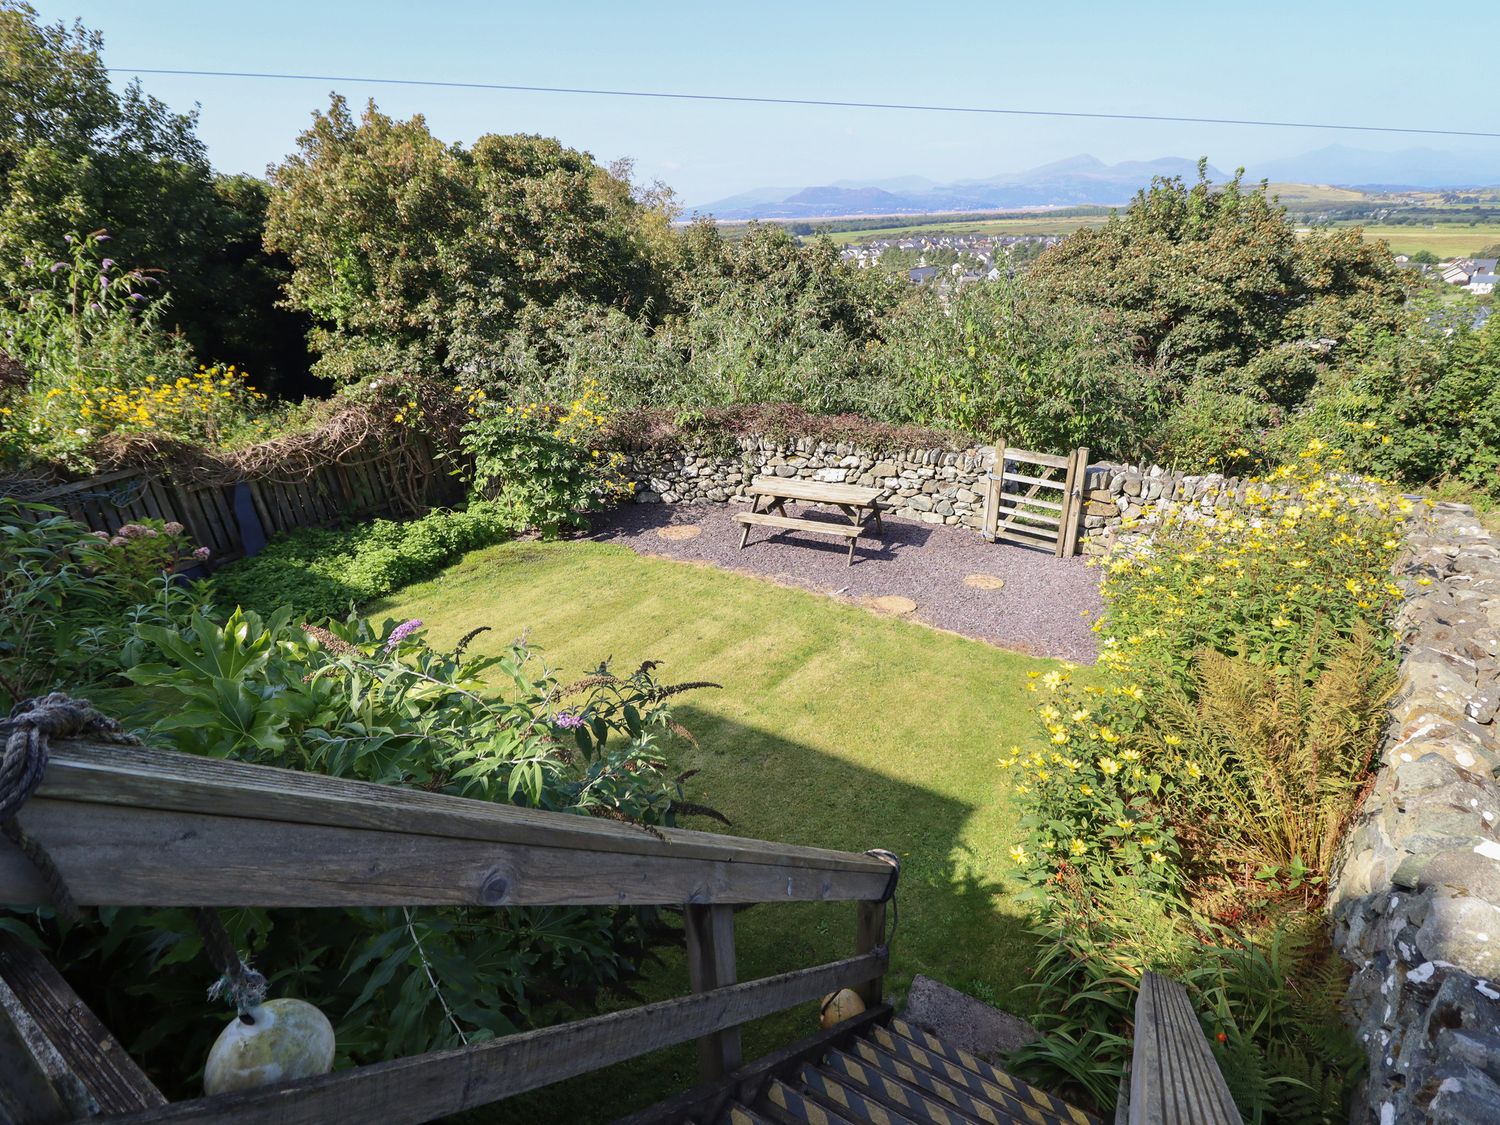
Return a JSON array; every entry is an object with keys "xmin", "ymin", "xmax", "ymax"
[
  {"xmin": 0, "ymin": 693, "xmax": 141, "ymax": 924},
  {"xmin": 0, "ymin": 694, "xmax": 266, "ymax": 1020},
  {"xmin": 194, "ymin": 908, "xmax": 267, "ymax": 1021}
]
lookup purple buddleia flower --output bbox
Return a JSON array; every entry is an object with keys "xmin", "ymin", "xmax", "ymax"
[
  {"xmin": 49, "ymin": 261, "xmax": 66, "ymax": 272},
  {"xmin": 101, "ymin": 259, "xmax": 113, "ymax": 271},
  {"xmin": 385, "ymin": 619, "xmax": 424, "ymax": 650},
  {"xmin": 553, "ymin": 711, "xmax": 586, "ymax": 730}
]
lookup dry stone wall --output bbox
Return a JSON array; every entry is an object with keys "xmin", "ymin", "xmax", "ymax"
[
  {"xmin": 618, "ymin": 435, "xmax": 1266, "ymax": 551},
  {"xmin": 618, "ymin": 437, "xmax": 997, "ymax": 528},
  {"xmin": 1329, "ymin": 504, "xmax": 1500, "ymax": 1124}
]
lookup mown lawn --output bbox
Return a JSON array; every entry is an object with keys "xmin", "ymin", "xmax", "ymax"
[{"xmin": 374, "ymin": 538, "xmax": 1071, "ymax": 1122}]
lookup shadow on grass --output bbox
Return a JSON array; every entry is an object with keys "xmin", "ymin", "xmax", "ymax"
[{"xmin": 478, "ymin": 703, "xmax": 1031, "ymax": 1125}]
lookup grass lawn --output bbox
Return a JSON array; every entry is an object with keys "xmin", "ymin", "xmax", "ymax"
[
  {"xmin": 373, "ymin": 538, "xmax": 1071, "ymax": 1122},
  {"xmin": 1333, "ymin": 221, "xmax": 1500, "ymax": 259}
]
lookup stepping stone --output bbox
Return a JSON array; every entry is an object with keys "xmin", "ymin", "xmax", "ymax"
[
  {"xmin": 656, "ymin": 525, "xmax": 701, "ymax": 541},
  {"xmin": 964, "ymin": 574, "xmax": 1006, "ymax": 590},
  {"xmin": 867, "ymin": 595, "xmax": 917, "ymax": 616}
]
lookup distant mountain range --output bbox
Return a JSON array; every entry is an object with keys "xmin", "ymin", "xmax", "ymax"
[{"xmin": 692, "ymin": 147, "xmax": 1500, "ymax": 220}]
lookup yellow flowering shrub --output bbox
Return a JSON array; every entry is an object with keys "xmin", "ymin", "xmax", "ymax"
[
  {"xmin": 1, "ymin": 365, "xmax": 269, "ymax": 467},
  {"xmin": 460, "ymin": 379, "xmax": 633, "ymax": 535},
  {"xmin": 1004, "ymin": 441, "xmax": 1414, "ymax": 921}
]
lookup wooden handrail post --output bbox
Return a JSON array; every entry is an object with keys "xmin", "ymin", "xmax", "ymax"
[
  {"xmin": 684, "ymin": 904, "xmax": 741, "ymax": 1081},
  {"xmin": 853, "ymin": 901, "xmax": 886, "ymax": 1007}
]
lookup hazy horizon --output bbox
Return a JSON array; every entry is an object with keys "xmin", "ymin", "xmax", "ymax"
[{"xmin": 45, "ymin": 0, "xmax": 1500, "ymax": 204}]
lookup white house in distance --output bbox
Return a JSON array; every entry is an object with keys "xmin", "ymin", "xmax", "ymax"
[{"xmin": 1428, "ymin": 257, "xmax": 1497, "ymax": 294}]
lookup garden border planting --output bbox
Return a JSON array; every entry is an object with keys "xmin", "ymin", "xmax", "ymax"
[{"xmin": 1330, "ymin": 503, "xmax": 1500, "ymax": 1123}]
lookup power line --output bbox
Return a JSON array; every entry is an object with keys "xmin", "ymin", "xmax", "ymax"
[{"xmin": 110, "ymin": 67, "xmax": 1500, "ymax": 140}]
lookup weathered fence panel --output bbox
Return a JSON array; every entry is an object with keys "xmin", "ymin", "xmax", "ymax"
[
  {"xmin": 981, "ymin": 444, "xmax": 1089, "ymax": 556},
  {"xmin": 2, "ymin": 438, "xmax": 459, "ymax": 564}
]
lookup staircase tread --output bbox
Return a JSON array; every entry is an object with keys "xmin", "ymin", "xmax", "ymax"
[
  {"xmin": 837, "ymin": 1042, "xmax": 1024, "ymax": 1125},
  {"xmin": 724, "ymin": 1101, "xmax": 776, "ymax": 1125},
  {"xmin": 798, "ymin": 1063, "xmax": 921, "ymax": 1125},
  {"xmin": 764, "ymin": 1077, "xmax": 859, "ymax": 1125},
  {"xmin": 871, "ymin": 1023, "xmax": 1098, "ymax": 1125},
  {"xmin": 820, "ymin": 1047, "xmax": 991, "ymax": 1124}
]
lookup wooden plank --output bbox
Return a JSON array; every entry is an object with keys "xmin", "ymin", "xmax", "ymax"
[
  {"xmin": 1061, "ymin": 447, "xmax": 1088, "ymax": 559},
  {"xmin": 734, "ymin": 512, "xmax": 862, "ymax": 538},
  {"xmin": 610, "ymin": 1005, "xmax": 891, "ymax": 1125},
  {"xmin": 21, "ymin": 470, "xmax": 140, "ymax": 501},
  {"xmin": 686, "ymin": 904, "xmax": 741, "ymax": 1081},
  {"xmin": 0, "ymin": 742, "xmax": 894, "ymax": 911},
  {"xmin": 1003, "ymin": 448, "xmax": 1071, "ymax": 470},
  {"xmin": 994, "ymin": 525, "xmax": 1060, "ymax": 549},
  {"xmin": 0, "ymin": 971, "xmax": 73, "ymax": 1125},
  {"xmin": 1000, "ymin": 470, "xmax": 1065, "ymax": 491},
  {"xmin": 105, "ymin": 952, "xmax": 886, "ymax": 1125},
  {"xmin": 992, "ymin": 504, "xmax": 1061, "ymax": 528},
  {"xmin": 995, "ymin": 492, "xmax": 1064, "ymax": 513},
  {"xmin": 980, "ymin": 441, "xmax": 1004, "ymax": 542},
  {"xmin": 0, "ymin": 934, "xmax": 166, "ymax": 1115},
  {"xmin": 1127, "ymin": 973, "xmax": 1238, "ymax": 1125},
  {"xmin": 747, "ymin": 477, "xmax": 882, "ymax": 507},
  {"xmin": 853, "ymin": 901, "xmax": 886, "ymax": 1007}
]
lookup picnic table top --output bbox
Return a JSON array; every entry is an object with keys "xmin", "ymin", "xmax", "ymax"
[{"xmin": 748, "ymin": 476, "xmax": 882, "ymax": 506}]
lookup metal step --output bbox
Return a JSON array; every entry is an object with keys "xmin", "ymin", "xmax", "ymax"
[
  {"xmin": 837, "ymin": 1042, "xmax": 1019, "ymax": 1125},
  {"xmin": 794, "ymin": 1063, "xmax": 921, "ymax": 1125},
  {"xmin": 819, "ymin": 1048, "xmax": 988, "ymax": 1124},
  {"xmin": 870, "ymin": 1023, "xmax": 1098, "ymax": 1125},
  {"xmin": 725, "ymin": 1101, "xmax": 777, "ymax": 1125},
  {"xmin": 764, "ymin": 1077, "xmax": 859, "ymax": 1125}
]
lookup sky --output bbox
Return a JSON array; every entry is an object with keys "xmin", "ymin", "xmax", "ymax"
[{"xmin": 45, "ymin": 0, "xmax": 1500, "ymax": 206}]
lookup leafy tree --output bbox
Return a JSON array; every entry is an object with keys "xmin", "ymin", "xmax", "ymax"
[
  {"xmin": 876, "ymin": 278, "xmax": 1154, "ymax": 456},
  {"xmin": 1027, "ymin": 162, "xmax": 1412, "ymax": 402},
  {"xmin": 1408, "ymin": 249, "xmax": 1439, "ymax": 265},
  {"xmin": 265, "ymin": 97, "xmax": 666, "ymax": 386},
  {"xmin": 0, "ymin": 2, "xmax": 310, "ymax": 393}
]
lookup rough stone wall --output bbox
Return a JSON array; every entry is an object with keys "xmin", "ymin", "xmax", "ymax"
[
  {"xmin": 619, "ymin": 437, "xmax": 997, "ymax": 528},
  {"xmin": 1077, "ymin": 463, "xmax": 1268, "ymax": 556},
  {"xmin": 1328, "ymin": 503, "xmax": 1500, "ymax": 1124},
  {"xmin": 617, "ymin": 437, "xmax": 1266, "ymax": 544}
]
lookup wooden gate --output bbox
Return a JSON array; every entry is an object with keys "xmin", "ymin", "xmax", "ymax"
[{"xmin": 980, "ymin": 444, "xmax": 1088, "ymax": 557}]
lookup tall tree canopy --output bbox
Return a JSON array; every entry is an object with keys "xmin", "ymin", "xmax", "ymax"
[
  {"xmin": 265, "ymin": 96, "xmax": 668, "ymax": 385},
  {"xmin": 0, "ymin": 2, "xmax": 309, "ymax": 391},
  {"xmin": 1027, "ymin": 162, "xmax": 1411, "ymax": 403}
]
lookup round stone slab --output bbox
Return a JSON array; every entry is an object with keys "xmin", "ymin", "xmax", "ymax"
[
  {"xmin": 656, "ymin": 525, "xmax": 701, "ymax": 541},
  {"xmin": 964, "ymin": 574, "xmax": 1006, "ymax": 590},
  {"xmin": 867, "ymin": 595, "xmax": 917, "ymax": 616}
]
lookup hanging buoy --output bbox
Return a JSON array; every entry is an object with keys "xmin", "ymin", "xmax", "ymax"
[
  {"xmin": 819, "ymin": 988, "xmax": 866, "ymax": 1029},
  {"xmin": 204, "ymin": 998, "xmax": 336, "ymax": 1095}
]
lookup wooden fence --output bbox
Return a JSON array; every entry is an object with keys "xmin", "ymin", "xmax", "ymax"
[
  {"xmin": 0, "ymin": 738, "xmax": 897, "ymax": 1123},
  {"xmin": 4, "ymin": 438, "xmax": 459, "ymax": 565},
  {"xmin": 980, "ymin": 444, "xmax": 1089, "ymax": 557}
]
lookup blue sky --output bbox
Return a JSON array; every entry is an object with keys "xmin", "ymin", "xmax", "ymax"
[{"xmin": 47, "ymin": 0, "xmax": 1500, "ymax": 205}]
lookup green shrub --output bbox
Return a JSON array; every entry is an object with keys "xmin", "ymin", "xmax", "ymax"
[
  {"xmin": 211, "ymin": 500, "xmax": 523, "ymax": 620},
  {"xmin": 461, "ymin": 380, "xmax": 631, "ymax": 535},
  {"xmin": 999, "ymin": 443, "xmax": 1406, "ymax": 1121}
]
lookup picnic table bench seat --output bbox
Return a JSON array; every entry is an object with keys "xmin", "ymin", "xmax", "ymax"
[{"xmin": 737, "ymin": 476, "xmax": 884, "ymax": 566}]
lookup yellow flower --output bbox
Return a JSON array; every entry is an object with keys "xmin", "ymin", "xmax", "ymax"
[
  {"xmin": 1162, "ymin": 734, "xmax": 1182, "ymax": 747},
  {"xmin": 1151, "ymin": 852, "xmax": 1167, "ymax": 864},
  {"xmin": 1115, "ymin": 819, "xmax": 1135, "ymax": 831},
  {"xmin": 1008, "ymin": 844, "xmax": 1028, "ymax": 864},
  {"xmin": 1140, "ymin": 836, "xmax": 1156, "ymax": 848},
  {"xmin": 1186, "ymin": 762, "xmax": 1203, "ymax": 780},
  {"xmin": 1069, "ymin": 838, "xmax": 1087, "ymax": 857},
  {"xmin": 1098, "ymin": 757, "xmax": 1121, "ymax": 777}
]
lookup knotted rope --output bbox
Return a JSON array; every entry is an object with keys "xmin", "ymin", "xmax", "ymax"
[
  {"xmin": 0, "ymin": 693, "xmax": 266, "ymax": 1019},
  {"xmin": 0, "ymin": 693, "xmax": 140, "ymax": 924}
]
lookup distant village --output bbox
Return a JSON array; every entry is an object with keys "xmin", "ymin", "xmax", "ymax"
[
  {"xmin": 838, "ymin": 233, "xmax": 1063, "ymax": 286},
  {"xmin": 1403, "ymin": 254, "xmax": 1498, "ymax": 295}
]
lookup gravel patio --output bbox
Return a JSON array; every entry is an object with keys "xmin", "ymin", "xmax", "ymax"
[{"xmin": 590, "ymin": 502, "xmax": 1103, "ymax": 663}]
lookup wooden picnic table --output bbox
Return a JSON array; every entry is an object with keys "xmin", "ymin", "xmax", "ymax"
[{"xmin": 735, "ymin": 476, "xmax": 884, "ymax": 566}]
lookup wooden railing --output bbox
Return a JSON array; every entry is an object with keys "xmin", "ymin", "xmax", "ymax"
[{"xmin": 0, "ymin": 740, "xmax": 898, "ymax": 1124}]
